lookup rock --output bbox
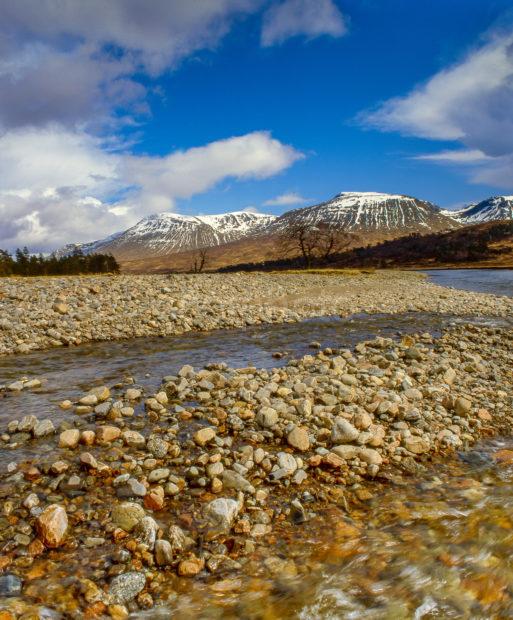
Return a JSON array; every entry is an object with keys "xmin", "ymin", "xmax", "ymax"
[
  {"xmin": 331, "ymin": 418, "xmax": 359, "ymax": 443},
  {"xmin": 455, "ymin": 397, "xmax": 472, "ymax": 416},
  {"xmin": 109, "ymin": 572, "xmax": 146, "ymax": 604},
  {"xmin": 59, "ymin": 429, "xmax": 80, "ymax": 449},
  {"xmin": 256, "ymin": 406, "xmax": 278, "ymax": 428},
  {"xmin": 332, "ymin": 445, "xmax": 360, "ymax": 460},
  {"xmin": 0, "ymin": 573, "xmax": 23, "ymax": 597},
  {"xmin": 80, "ymin": 452, "xmax": 98, "ymax": 469},
  {"xmin": 96, "ymin": 425, "xmax": 121, "ymax": 443},
  {"xmin": 33, "ymin": 419, "xmax": 55, "ymax": 437},
  {"xmin": 205, "ymin": 497, "xmax": 241, "ymax": 532},
  {"xmin": 122, "ymin": 430, "xmax": 146, "ymax": 447},
  {"xmin": 193, "ymin": 427, "xmax": 216, "ymax": 446},
  {"xmin": 222, "ymin": 470, "xmax": 254, "ymax": 493},
  {"xmin": 134, "ymin": 516, "xmax": 158, "ymax": 550},
  {"xmin": 144, "ymin": 485, "xmax": 165, "ymax": 510},
  {"xmin": 90, "ymin": 385, "xmax": 110, "ymax": 402},
  {"xmin": 403, "ymin": 436, "xmax": 430, "ymax": 455},
  {"xmin": 168, "ymin": 525, "xmax": 188, "ymax": 553},
  {"xmin": 178, "ymin": 556, "xmax": 205, "ymax": 577},
  {"xmin": 147, "ymin": 437, "xmax": 169, "ymax": 458},
  {"xmin": 287, "ymin": 426, "xmax": 310, "ymax": 451},
  {"xmin": 36, "ymin": 504, "xmax": 68, "ymax": 548},
  {"xmin": 126, "ymin": 388, "xmax": 142, "ymax": 400},
  {"xmin": 111, "ymin": 502, "xmax": 146, "ymax": 532},
  {"xmin": 443, "ymin": 367, "xmax": 457, "ymax": 385},
  {"xmin": 53, "ymin": 302, "xmax": 69, "ymax": 314},
  {"xmin": 278, "ymin": 452, "xmax": 298, "ymax": 474},
  {"xmin": 358, "ymin": 448, "xmax": 383, "ymax": 466},
  {"xmin": 148, "ymin": 468, "xmax": 170, "ymax": 483},
  {"xmin": 154, "ymin": 539, "xmax": 173, "ymax": 566}
]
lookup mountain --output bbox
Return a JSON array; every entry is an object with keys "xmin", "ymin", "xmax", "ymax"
[
  {"xmin": 269, "ymin": 191, "xmax": 460, "ymax": 236},
  {"xmin": 445, "ymin": 196, "xmax": 513, "ymax": 225},
  {"xmin": 61, "ymin": 211, "xmax": 276, "ymax": 260}
]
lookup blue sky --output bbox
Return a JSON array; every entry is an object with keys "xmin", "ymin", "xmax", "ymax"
[{"xmin": 1, "ymin": 0, "xmax": 513, "ymax": 249}]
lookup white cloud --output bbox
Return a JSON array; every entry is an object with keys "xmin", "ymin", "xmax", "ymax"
[
  {"xmin": 362, "ymin": 29, "xmax": 513, "ymax": 187},
  {"xmin": 261, "ymin": 0, "xmax": 347, "ymax": 47},
  {"xmin": 0, "ymin": 129, "xmax": 303, "ymax": 251},
  {"xmin": 263, "ymin": 191, "xmax": 309, "ymax": 206},
  {"xmin": 0, "ymin": 0, "xmax": 262, "ymax": 130},
  {"xmin": 413, "ymin": 149, "xmax": 492, "ymax": 163}
]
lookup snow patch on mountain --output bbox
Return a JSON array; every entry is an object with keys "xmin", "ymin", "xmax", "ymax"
[{"xmin": 445, "ymin": 196, "xmax": 513, "ymax": 224}]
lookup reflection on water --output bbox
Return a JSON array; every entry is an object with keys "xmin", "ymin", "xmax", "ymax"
[{"xmin": 424, "ymin": 268, "xmax": 513, "ymax": 297}]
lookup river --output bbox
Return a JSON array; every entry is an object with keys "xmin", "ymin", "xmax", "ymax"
[{"xmin": 1, "ymin": 271, "xmax": 512, "ymax": 618}]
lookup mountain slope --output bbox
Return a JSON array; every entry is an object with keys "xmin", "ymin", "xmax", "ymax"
[
  {"xmin": 446, "ymin": 196, "xmax": 513, "ymax": 225},
  {"xmin": 64, "ymin": 211, "xmax": 276, "ymax": 260},
  {"xmin": 270, "ymin": 192, "xmax": 459, "ymax": 236}
]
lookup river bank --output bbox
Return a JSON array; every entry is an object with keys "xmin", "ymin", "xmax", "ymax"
[
  {"xmin": 0, "ymin": 320, "xmax": 512, "ymax": 618},
  {"xmin": 1, "ymin": 271, "xmax": 512, "ymax": 356}
]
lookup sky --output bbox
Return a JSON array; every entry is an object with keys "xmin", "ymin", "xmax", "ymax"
[{"xmin": 1, "ymin": 0, "xmax": 513, "ymax": 251}]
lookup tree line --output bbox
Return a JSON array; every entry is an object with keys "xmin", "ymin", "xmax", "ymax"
[{"xmin": 0, "ymin": 247, "xmax": 120, "ymax": 277}]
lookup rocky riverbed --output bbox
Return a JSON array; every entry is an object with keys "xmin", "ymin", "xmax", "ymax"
[
  {"xmin": 1, "ymin": 271, "xmax": 512, "ymax": 356},
  {"xmin": 0, "ymin": 321, "xmax": 512, "ymax": 618}
]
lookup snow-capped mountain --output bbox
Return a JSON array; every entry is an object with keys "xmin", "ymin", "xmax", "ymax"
[
  {"xmin": 270, "ymin": 192, "xmax": 460, "ymax": 235},
  {"xmin": 61, "ymin": 211, "xmax": 276, "ymax": 260},
  {"xmin": 444, "ymin": 196, "xmax": 513, "ymax": 225}
]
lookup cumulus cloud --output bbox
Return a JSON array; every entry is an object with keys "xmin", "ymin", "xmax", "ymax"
[
  {"xmin": 263, "ymin": 191, "xmax": 309, "ymax": 206},
  {"xmin": 362, "ymin": 29, "xmax": 513, "ymax": 187},
  {"xmin": 0, "ymin": 129, "xmax": 303, "ymax": 251},
  {"xmin": 261, "ymin": 0, "xmax": 347, "ymax": 47}
]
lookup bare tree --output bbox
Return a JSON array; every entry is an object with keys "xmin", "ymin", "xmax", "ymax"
[
  {"xmin": 279, "ymin": 222, "xmax": 354, "ymax": 268},
  {"xmin": 191, "ymin": 247, "xmax": 209, "ymax": 273}
]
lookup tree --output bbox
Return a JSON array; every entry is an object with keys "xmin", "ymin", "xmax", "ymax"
[
  {"xmin": 279, "ymin": 222, "xmax": 354, "ymax": 268},
  {"xmin": 191, "ymin": 247, "xmax": 209, "ymax": 273}
]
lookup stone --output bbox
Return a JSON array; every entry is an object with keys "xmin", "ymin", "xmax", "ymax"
[
  {"xmin": 331, "ymin": 418, "xmax": 359, "ymax": 444},
  {"xmin": 443, "ymin": 367, "xmax": 457, "ymax": 385},
  {"xmin": 148, "ymin": 468, "xmax": 170, "ymax": 483},
  {"xmin": 59, "ymin": 429, "xmax": 80, "ymax": 449},
  {"xmin": 111, "ymin": 502, "xmax": 146, "ymax": 532},
  {"xmin": 178, "ymin": 556, "xmax": 204, "ymax": 577},
  {"xmin": 332, "ymin": 445, "xmax": 360, "ymax": 460},
  {"xmin": 33, "ymin": 419, "xmax": 55, "ymax": 437},
  {"xmin": 134, "ymin": 516, "xmax": 158, "ymax": 550},
  {"xmin": 0, "ymin": 573, "xmax": 22, "ymax": 597},
  {"xmin": 144, "ymin": 485, "xmax": 165, "ymax": 510},
  {"xmin": 256, "ymin": 406, "xmax": 278, "ymax": 428},
  {"xmin": 287, "ymin": 426, "xmax": 310, "ymax": 451},
  {"xmin": 126, "ymin": 388, "xmax": 142, "ymax": 400},
  {"xmin": 53, "ymin": 302, "xmax": 69, "ymax": 314},
  {"xmin": 222, "ymin": 470, "xmax": 254, "ymax": 493},
  {"xmin": 96, "ymin": 425, "xmax": 121, "ymax": 443},
  {"xmin": 168, "ymin": 525, "xmax": 187, "ymax": 553},
  {"xmin": 147, "ymin": 437, "xmax": 169, "ymax": 458},
  {"xmin": 455, "ymin": 397, "xmax": 472, "ymax": 416},
  {"xmin": 193, "ymin": 427, "xmax": 216, "ymax": 446},
  {"xmin": 154, "ymin": 539, "xmax": 173, "ymax": 566},
  {"xmin": 122, "ymin": 430, "xmax": 146, "ymax": 447},
  {"xmin": 109, "ymin": 572, "xmax": 146, "ymax": 604},
  {"xmin": 80, "ymin": 452, "xmax": 98, "ymax": 469},
  {"xmin": 358, "ymin": 448, "xmax": 383, "ymax": 466},
  {"xmin": 277, "ymin": 452, "xmax": 298, "ymax": 474},
  {"xmin": 90, "ymin": 385, "xmax": 110, "ymax": 402},
  {"xmin": 403, "ymin": 436, "xmax": 430, "ymax": 455},
  {"xmin": 36, "ymin": 504, "xmax": 68, "ymax": 548},
  {"xmin": 205, "ymin": 497, "xmax": 241, "ymax": 532}
]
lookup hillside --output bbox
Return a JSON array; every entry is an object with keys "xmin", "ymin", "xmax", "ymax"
[{"xmin": 219, "ymin": 221, "xmax": 513, "ymax": 272}]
